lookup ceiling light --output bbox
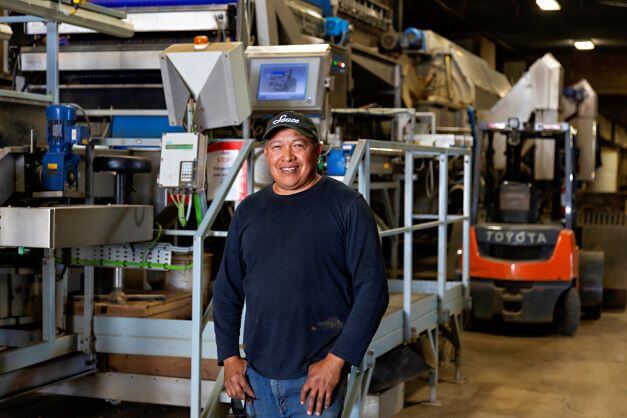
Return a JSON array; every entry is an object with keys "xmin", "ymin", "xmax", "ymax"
[
  {"xmin": 536, "ymin": 0, "xmax": 561, "ymax": 11},
  {"xmin": 574, "ymin": 40, "xmax": 595, "ymax": 50}
]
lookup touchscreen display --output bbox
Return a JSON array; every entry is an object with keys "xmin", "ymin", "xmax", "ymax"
[{"xmin": 257, "ymin": 63, "xmax": 309, "ymax": 101}]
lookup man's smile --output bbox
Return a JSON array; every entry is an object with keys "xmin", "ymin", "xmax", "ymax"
[{"xmin": 279, "ymin": 166, "xmax": 298, "ymax": 174}]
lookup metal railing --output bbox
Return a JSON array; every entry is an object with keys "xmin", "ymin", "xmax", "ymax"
[
  {"xmin": 340, "ymin": 139, "xmax": 471, "ymax": 416},
  {"xmin": 152, "ymin": 139, "xmax": 255, "ymax": 417},
  {"xmin": 69, "ymin": 137, "xmax": 470, "ymax": 417}
]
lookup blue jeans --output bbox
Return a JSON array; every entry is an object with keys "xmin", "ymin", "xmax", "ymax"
[{"xmin": 245, "ymin": 366, "xmax": 346, "ymax": 418}]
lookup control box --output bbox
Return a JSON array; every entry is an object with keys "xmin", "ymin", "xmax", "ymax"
[{"xmin": 158, "ymin": 132, "xmax": 207, "ymax": 189}]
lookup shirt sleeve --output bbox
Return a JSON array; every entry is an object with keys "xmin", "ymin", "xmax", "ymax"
[
  {"xmin": 213, "ymin": 208, "xmax": 246, "ymax": 365},
  {"xmin": 330, "ymin": 196, "xmax": 389, "ymax": 366}
]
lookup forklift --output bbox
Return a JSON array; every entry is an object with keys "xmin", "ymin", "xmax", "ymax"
[{"xmin": 468, "ymin": 119, "xmax": 603, "ymax": 335}]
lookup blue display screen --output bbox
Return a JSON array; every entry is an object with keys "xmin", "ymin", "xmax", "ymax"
[{"xmin": 257, "ymin": 63, "xmax": 309, "ymax": 101}]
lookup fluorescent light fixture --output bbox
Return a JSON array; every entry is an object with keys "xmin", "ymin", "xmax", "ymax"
[
  {"xmin": 536, "ymin": 0, "xmax": 561, "ymax": 11},
  {"xmin": 574, "ymin": 40, "xmax": 595, "ymax": 50}
]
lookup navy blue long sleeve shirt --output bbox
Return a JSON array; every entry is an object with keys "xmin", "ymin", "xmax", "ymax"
[{"xmin": 213, "ymin": 176, "xmax": 389, "ymax": 379}]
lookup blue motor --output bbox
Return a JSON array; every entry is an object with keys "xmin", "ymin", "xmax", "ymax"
[
  {"xmin": 41, "ymin": 105, "xmax": 90, "ymax": 191},
  {"xmin": 324, "ymin": 17, "xmax": 349, "ymax": 38},
  {"xmin": 402, "ymin": 27, "xmax": 424, "ymax": 49},
  {"xmin": 326, "ymin": 144, "xmax": 355, "ymax": 176}
]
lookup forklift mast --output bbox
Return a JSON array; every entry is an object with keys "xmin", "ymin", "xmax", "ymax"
[{"xmin": 475, "ymin": 120, "xmax": 575, "ymax": 229}]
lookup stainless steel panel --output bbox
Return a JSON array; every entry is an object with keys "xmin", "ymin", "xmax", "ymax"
[
  {"xmin": 0, "ymin": 334, "xmax": 76, "ymax": 374},
  {"xmin": 26, "ymin": 10, "xmax": 226, "ymax": 35},
  {"xmin": 0, "ymin": 205, "xmax": 153, "ymax": 248},
  {"xmin": 0, "ymin": 352, "xmax": 95, "ymax": 401},
  {"xmin": 21, "ymin": 49, "xmax": 162, "ymax": 71},
  {"xmin": 42, "ymin": 372, "xmax": 222, "ymax": 408}
]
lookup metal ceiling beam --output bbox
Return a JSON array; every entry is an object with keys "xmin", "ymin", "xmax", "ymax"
[{"xmin": 0, "ymin": 0, "xmax": 134, "ymax": 38}]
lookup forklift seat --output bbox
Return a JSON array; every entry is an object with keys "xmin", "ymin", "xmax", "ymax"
[{"xmin": 497, "ymin": 181, "xmax": 539, "ymax": 223}]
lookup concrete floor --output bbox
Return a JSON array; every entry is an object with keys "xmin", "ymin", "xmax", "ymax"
[
  {"xmin": 2, "ymin": 309, "xmax": 626, "ymax": 417},
  {"xmin": 398, "ymin": 309, "xmax": 627, "ymax": 418}
]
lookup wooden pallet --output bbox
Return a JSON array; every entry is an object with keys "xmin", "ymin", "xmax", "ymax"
[
  {"xmin": 107, "ymin": 354, "xmax": 221, "ymax": 381},
  {"xmin": 72, "ymin": 292, "xmax": 211, "ymax": 379},
  {"xmin": 72, "ymin": 291, "xmax": 191, "ymax": 319}
]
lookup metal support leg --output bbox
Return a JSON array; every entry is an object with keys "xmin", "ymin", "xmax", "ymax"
[
  {"xmin": 80, "ymin": 265, "xmax": 94, "ymax": 353},
  {"xmin": 342, "ymin": 366, "xmax": 374, "ymax": 418},
  {"xmin": 381, "ymin": 187, "xmax": 398, "ymax": 279},
  {"xmin": 462, "ymin": 154, "xmax": 471, "ymax": 304},
  {"xmin": 358, "ymin": 143, "xmax": 371, "ymax": 204},
  {"xmin": 190, "ymin": 236, "xmax": 204, "ymax": 418},
  {"xmin": 427, "ymin": 327, "xmax": 439, "ymax": 403},
  {"xmin": 437, "ymin": 155, "xmax": 449, "ymax": 310},
  {"xmin": 202, "ymin": 367, "xmax": 225, "ymax": 418},
  {"xmin": 391, "ymin": 179, "xmax": 401, "ymax": 279},
  {"xmin": 342, "ymin": 369, "xmax": 358, "ymax": 418},
  {"xmin": 109, "ymin": 268, "xmax": 126, "ymax": 304},
  {"xmin": 564, "ymin": 129, "xmax": 574, "ymax": 229},
  {"xmin": 439, "ymin": 314, "xmax": 463, "ymax": 384},
  {"xmin": 452, "ymin": 314, "xmax": 463, "ymax": 383},
  {"xmin": 46, "ymin": 21, "xmax": 59, "ymax": 103},
  {"xmin": 246, "ymin": 146, "xmax": 255, "ymax": 197},
  {"xmin": 393, "ymin": 63, "xmax": 402, "ymax": 108},
  {"xmin": 85, "ymin": 142, "xmax": 95, "ymax": 205},
  {"xmin": 381, "ymin": 189, "xmax": 396, "ymax": 232},
  {"xmin": 56, "ymin": 267, "xmax": 68, "ymax": 332},
  {"xmin": 42, "ymin": 250, "xmax": 56, "ymax": 342},
  {"xmin": 109, "ymin": 173, "xmax": 127, "ymax": 304},
  {"xmin": 403, "ymin": 151, "xmax": 414, "ymax": 342}
]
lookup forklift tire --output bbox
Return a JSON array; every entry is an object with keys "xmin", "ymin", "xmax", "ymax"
[
  {"xmin": 554, "ymin": 287, "xmax": 581, "ymax": 336},
  {"xmin": 584, "ymin": 304, "xmax": 602, "ymax": 320}
]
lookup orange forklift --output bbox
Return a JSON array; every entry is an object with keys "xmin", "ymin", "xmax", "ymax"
[{"xmin": 469, "ymin": 120, "xmax": 603, "ymax": 335}]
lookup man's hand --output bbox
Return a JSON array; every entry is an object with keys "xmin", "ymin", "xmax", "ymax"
[
  {"xmin": 300, "ymin": 353, "xmax": 345, "ymax": 416},
  {"xmin": 224, "ymin": 356, "xmax": 255, "ymax": 402}
]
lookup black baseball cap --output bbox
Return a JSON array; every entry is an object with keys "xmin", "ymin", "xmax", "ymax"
[{"xmin": 262, "ymin": 111, "xmax": 319, "ymax": 142}]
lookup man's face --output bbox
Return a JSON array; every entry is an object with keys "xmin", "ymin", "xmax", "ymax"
[{"xmin": 263, "ymin": 128, "xmax": 321, "ymax": 195}]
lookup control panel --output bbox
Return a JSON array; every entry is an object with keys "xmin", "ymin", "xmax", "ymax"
[{"xmin": 158, "ymin": 132, "xmax": 207, "ymax": 190}]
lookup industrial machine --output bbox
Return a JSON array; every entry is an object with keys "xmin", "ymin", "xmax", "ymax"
[
  {"xmin": 488, "ymin": 53, "xmax": 599, "ymax": 183},
  {"xmin": 0, "ymin": 0, "xmax": 160, "ymax": 402},
  {"xmin": 0, "ymin": 2, "xmax": 472, "ymax": 417},
  {"xmin": 469, "ymin": 121, "xmax": 603, "ymax": 334},
  {"xmin": 0, "ymin": 30, "xmax": 251, "ymax": 411}
]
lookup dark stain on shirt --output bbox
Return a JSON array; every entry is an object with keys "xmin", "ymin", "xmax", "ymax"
[{"xmin": 311, "ymin": 316, "xmax": 343, "ymax": 332}]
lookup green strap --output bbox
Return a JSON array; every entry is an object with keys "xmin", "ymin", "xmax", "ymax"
[
  {"xmin": 194, "ymin": 193, "xmax": 203, "ymax": 225},
  {"xmin": 57, "ymin": 257, "xmax": 192, "ymax": 271},
  {"xmin": 177, "ymin": 199, "xmax": 187, "ymax": 227}
]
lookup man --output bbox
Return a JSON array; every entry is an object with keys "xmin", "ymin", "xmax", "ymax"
[{"xmin": 213, "ymin": 111, "xmax": 388, "ymax": 417}]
